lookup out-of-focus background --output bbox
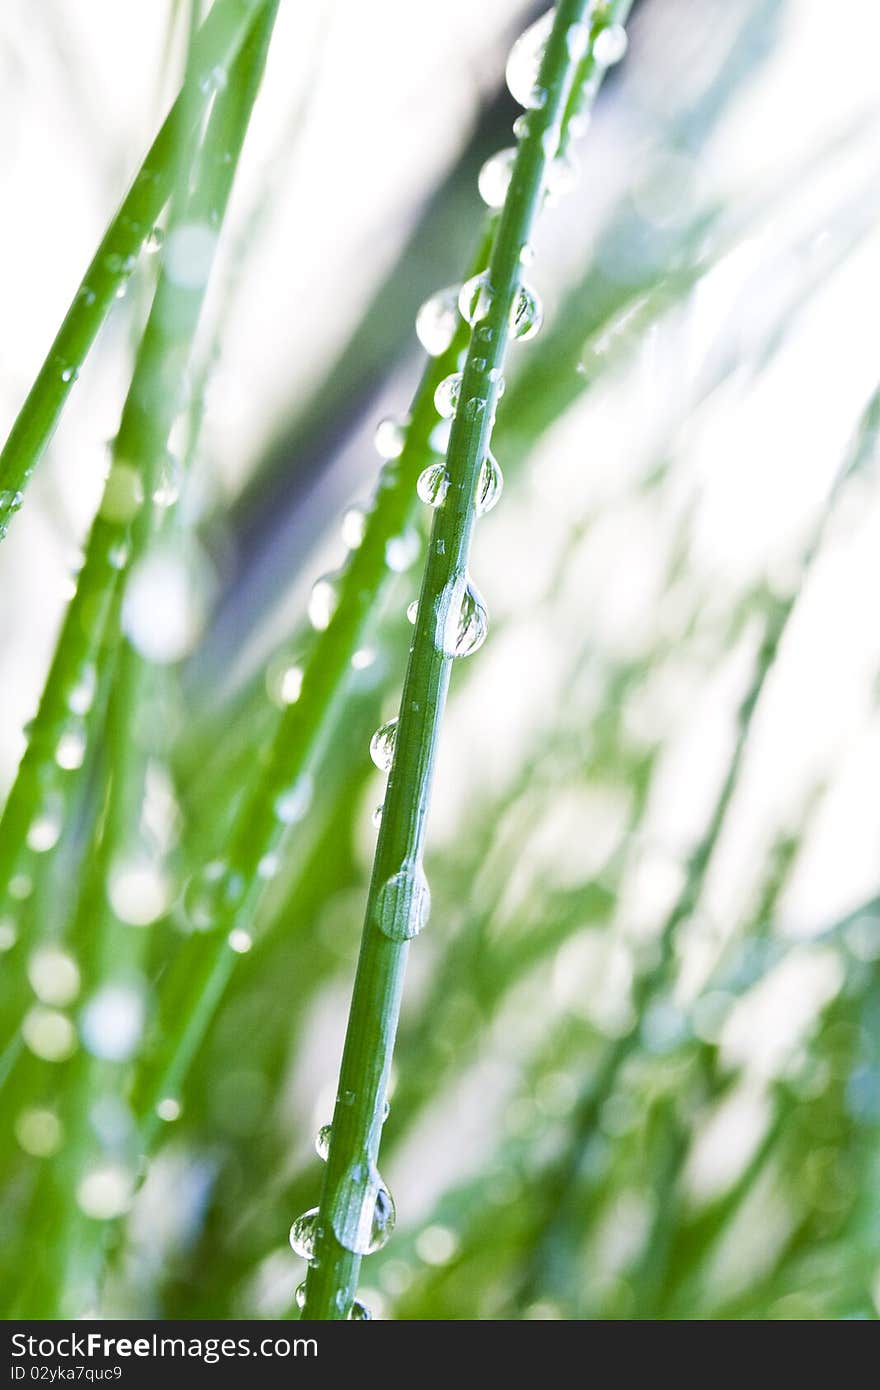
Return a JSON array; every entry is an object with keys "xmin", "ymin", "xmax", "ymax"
[{"xmin": 2, "ymin": 0, "xmax": 880, "ymax": 1319}]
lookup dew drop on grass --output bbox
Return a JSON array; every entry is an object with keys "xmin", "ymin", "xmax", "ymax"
[
  {"xmin": 385, "ymin": 529, "xmax": 419, "ymax": 572},
  {"xmin": 294, "ymin": 1282, "xmax": 307, "ymax": 1310},
  {"xmin": 566, "ymin": 19, "xmax": 590, "ymax": 59},
  {"xmin": 76, "ymin": 1163, "xmax": 133, "ymax": 1220},
  {"xmin": 375, "ymin": 862, "xmax": 431, "ymax": 942},
  {"xmin": 289, "ymin": 1207, "xmax": 322, "ymax": 1260},
  {"xmin": 107, "ymin": 855, "xmax": 170, "ymax": 926},
  {"xmin": 341, "ymin": 507, "xmax": 366, "ymax": 549},
  {"xmin": 350, "ymin": 1301, "xmax": 372, "ymax": 1320},
  {"xmin": 415, "ymin": 286, "xmax": 460, "ymax": 356},
  {"xmin": 406, "ymin": 599, "xmax": 419, "ymax": 625},
  {"xmin": 0, "ymin": 919, "xmax": 18, "ymax": 951},
  {"xmin": 22, "ymin": 1006, "xmax": 76, "ymax": 1062},
  {"xmin": 475, "ymin": 452, "xmax": 503, "ymax": 516},
  {"xmin": 506, "ymin": 8, "xmax": 553, "ymax": 108},
  {"xmin": 371, "ymin": 804, "xmax": 383, "ymax": 828},
  {"xmin": 437, "ymin": 576, "xmax": 489, "ymax": 659},
  {"xmin": 156, "ymin": 1097, "xmax": 181, "ymax": 1122},
  {"xmin": 330, "ymin": 1167, "xmax": 396, "ymax": 1255},
  {"xmin": 308, "ymin": 575, "xmax": 338, "ymax": 631},
  {"xmin": 374, "ymin": 418, "xmax": 406, "ymax": 460},
  {"xmin": 146, "ymin": 227, "xmax": 164, "ymax": 253},
  {"xmin": 370, "ymin": 717, "xmax": 398, "ymax": 772},
  {"xmin": 27, "ymin": 946, "xmax": 80, "ymax": 1006},
  {"xmin": 546, "ymin": 151, "xmax": 579, "ymax": 200},
  {"xmin": 55, "ymin": 724, "xmax": 87, "ymax": 771},
  {"xmin": 80, "ymin": 984, "xmax": 145, "ymax": 1061},
  {"xmin": 478, "ymin": 148, "xmax": 516, "ymax": 208},
  {"xmin": 416, "ymin": 462, "xmax": 449, "ymax": 508},
  {"xmin": 15, "ymin": 1107, "xmax": 63, "ymax": 1157},
  {"xmin": 68, "ymin": 665, "xmax": 97, "ymax": 716},
  {"xmin": 228, "ymin": 928, "xmax": 252, "ymax": 954},
  {"xmin": 27, "ymin": 803, "xmax": 62, "ymax": 853},
  {"xmin": 275, "ymin": 776, "xmax": 313, "ymax": 825},
  {"xmin": 182, "ymin": 860, "xmax": 244, "ymax": 931},
  {"xmin": 594, "ymin": 23, "xmax": 628, "ymax": 67},
  {"xmin": 60, "ymin": 366, "xmax": 78, "ymax": 384},
  {"xmin": 459, "ymin": 273, "xmax": 493, "ymax": 326},
  {"xmin": 510, "ymin": 283, "xmax": 543, "ymax": 340},
  {"xmin": 316, "ymin": 1123, "xmax": 332, "ymax": 1161},
  {"xmin": 434, "ymin": 373, "xmax": 462, "ymax": 419},
  {"xmin": 153, "ymin": 452, "xmax": 182, "ymax": 508}
]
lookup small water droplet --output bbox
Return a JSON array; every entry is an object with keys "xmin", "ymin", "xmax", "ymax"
[
  {"xmin": 375, "ymin": 861, "xmax": 431, "ymax": 941},
  {"xmin": 330, "ymin": 1167, "xmax": 396, "ymax": 1255},
  {"xmin": 417, "ymin": 462, "xmax": 449, "ymax": 508},
  {"xmin": 55, "ymin": 723, "xmax": 87, "ymax": 771},
  {"xmin": 566, "ymin": 20, "xmax": 590, "ymax": 60},
  {"xmin": 146, "ymin": 226, "xmax": 164, "ymax": 253},
  {"xmin": 434, "ymin": 373, "xmax": 462, "ymax": 419},
  {"xmin": 370, "ymin": 717, "xmax": 398, "ymax": 773},
  {"xmin": 107, "ymin": 542, "xmax": 129, "ymax": 571},
  {"xmin": 510, "ymin": 283, "xmax": 543, "ymax": 341},
  {"xmin": 371, "ymin": 804, "xmax": 383, "ymax": 828},
  {"xmin": 228, "ymin": 928, "xmax": 252, "ymax": 953},
  {"xmin": 22, "ymin": 1006, "xmax": 76, "ymax": 1062},
  {"xmin": 506, "ymin": 9, "xmax": 553, "ymax": 109},
  {"xmin": 27, "ymin": 946, "xmax": 80, "ymax": 1006},
  {"xmin": 349, "ymin": 1301, "xmax": 372, "ymax": 1320},
  {"xmin": 374, "ymin": 418, "xmax": 407, "ymax": 460},
  {"xmin": 60, "ymin": 366, "xmax": 78, "ymax": 384},
  {"xmin": 68, "ymin": 665, "xmax": 97, "ymax": 717},
  {"xmin": 153, "ymin": 452, "xmax": 182, "ymax": 508},
  {"xmin": 438, "ymin": 576, "xmax": 489, "ymax": 659},
  {"xmin": 406, "ymin": 599, "xmax": 419, "ymax": 625},
  {"xmin": 182, "ymin": 860, "xmax": 244, "ymax": 931},
  {"xmin": 415, "ymin": 286, "xmax": 461, "ymax": 356},
  {"xmin": 27, "ymin": 802, "xmax": 63, "ymax": 853},
  {"xmin": 108, "ymin": 855, "xmax": 170, "ymax": 926},
  {"xmin": 274, "ymin": 776, "xmax": 313, "ymax": 825},
  {"xmin": 594, "ymin": 23, "xmax": 628, "ymax": 67},
  {"xmin": 458, "ymin": 273, "xmax": 493, "ymax": 327},
  {"xmin": 289, "ymin": 1208, "xmax": 322, "ymax": 1260},
  {"xmin": 341, "ymin": 507, "xmax": 366, "ymax": 549},
  {"xmin": 295, "ymin": 1282, "xmax": 307, "ymax": 1310},
  {"xmin": 257, "ymin": 853, "xmax": 280, "ymax": 880},
  {"xmin": 156, "ymin": 1097, "xmax": 181, "ymax": 1122},
  {"xmin": 316, "ymin": 1123, "xmax": 332, "ymax": 1161},
  {"xmin": 546, "ymin": 151, "xmax": 579, "ymax": 202},
  {"xmin": 478, "ymin": 149, "xmax": 516, "ymax": 209},
  {"xmin": 475, "ymin": 452, "xmax": 503, "ymax": 516},
  {"xmin": 385, "ymin": 529, "xmax": 420, "ymax": 572},
  {"xmin": 351, "ymin": 648, "xmax": 375, "ymax": 671},
  {"xmin": 308, "ymin": 575, "xmax": 339, "ymax": 631}
]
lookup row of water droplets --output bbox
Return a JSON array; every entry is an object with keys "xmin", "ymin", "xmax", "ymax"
[{"xmin": 287, "ymin": 4, "xmax": 628, "ymax": 1313}]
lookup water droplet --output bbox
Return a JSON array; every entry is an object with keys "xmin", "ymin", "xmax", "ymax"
[
  {"xmin": 156, "ymin": 1097, "xmax": 181, "ymax": 1122},
  {"xmin": 374, "ymin": 418, "xmax": 406, "ymax": 460},
  {"xmin": 146, "ymin": 226, "xmax": 165, "ymax": 253},
  {"xmin": 438, "ymin": 576, "xmax": 489, "ymax": 659},
  {"xmin": 22, "ymin": 1006, "xmax": 76, "ymax": 1062},
  {"xmin": 60, "ymin": 366, "xmax": 78, "ymax": 384},
  {"xmin": 406, "ymin": 599, "xmax": 419, "ymax": 625},
  {"xmin": 316, "ymin": 1123, "xmax": 332, "ymax": 1161},
  {"xmin": 164, "ymin": 222, "xmax": 218, "ymax": 289},
  {"xmin": 434, "ymin": 373, "xmax": 462, "ymax": 419},
  {"xmin": 478, "ymin": 148, "xmax": 516, "ymax": 208},
  {"xmin": 294, "ymin": 1282, "xmax": 307, "ymax": 1310},
  {"xmin": 475, "ymin": 452, "xmax": 503, "ymax": 516},
  {"xmin": 566, "ymin": 19, "xmax": 590, "ymax": 60},
  {"xmin": 107, "ymin": 542, "xmax": 129, "ymax": 571},
  {"xmin": 458, "ymin": 274, "xmax": 493, "ymax": 327},
  {"xmin": 375, "ymin": 861, "xmax": 431, "ymax": 941},
  {"xmin": 289, "ymin": 1208, "xmax": 322, "ymax": 1260},
  {"xmin": 274, "ymin": 775, "xmax": 313, "ymax": 825},
  {"xmin": 107, "ymin": 855, "xmax": 171, "ymax": 926},
  {"xmin": 415, "ymin": 286, "xmax": 461, "ymax": 356},
  {"xmin": 341, "ymin": 507, "xmax": 366, "ymax": 549},
  {"xmin": 122, "ymin": 544, "xmax": 209, "ymax": 663},
  {"xmin": 257, "ymin": 852, "xmax": 280, "ymax": 880},
  {"xmin": 0, "ymin": 918, "xmax": 18, "ymax": 951},
  {"xmin": 76, "ymin": 1163, "xmax": 133, "ymax": 1220},
  {"xmin": 385, "ymin": 529, "xmax": 420, "ymax": 572},
  {"xmin": 594, "ymin": 23, "xmax": 628, "ymax": 67},
  {"xmin": 9, "ymin": 874, "xmax": 32, "ymax": 901},
  {"xmin": 371, "ymin": 804, "xmax": 383, "ymax": 828},
  {"xmin": 80, "ymin": 984, "xmax": 145, "ymax": 1061},
  {"xmin": 512, "ymin": 112, "xmax": 531, "ymax": 140},
  {"xmin": 330, "ymin": 1167, "xmax": 396, "ymax": 1255},
  {"xmin": 27, "ymin": 803, "xmax": 62, "ymax": 853},
  {"xmin": 506, "ymin": 9, "xmax": 553, "ymax": 108},
  {"xmin": 153, "ymin": 452, "xmax": 182, "ymax": 508},
  {"xmin": 15, "ymin": 1107, "xmax": 63, "ymax": 1157},
  {"xmin": 308, "ymin": 575, "xmax": 339, "ymax": 631},
  {"xmin": 76, "ymin": 286, "xmax": 96, "ymax": 306},
  {"xmin": 182, "ymin": 860, "xmax": 244, "ymax": 931},
  {"xmin": 510, "ymin": 282, "xmax": 543, "ymax": 340},
  {"xmin": 228, "ymin": 928, "xmax": 253, "ymax": 953},
  {"xmin": 546, "ymin": 151, "xmax": 578, "ymax": 201},
  {"xmin": 27, "ymin": 947, "xmax": 80, "ymax": 1006},
  {"xmin": 370, "ymin": 717, "xmax": 398, "ymax": 772},
  {"xmin": 100, "ymin": 464, "xmax": 144, "ymax": 523},
  {"xmin": 68, "ymin": 665, "xmax": 97, "ymax": 717},
  {"xmin": 55, "ymin": 724, "xmax": 87, "ymax": 771},
  {"xmin": 417, "ymin": 462, "xmax": 449, "ymax": 508},
  {"xmin": 350, "ymin": 1301, "xmax": 372, "ymax": 1320},
  {"xmin": 351, "ymin": 648, "xmax": 375, "ymax": 671}
]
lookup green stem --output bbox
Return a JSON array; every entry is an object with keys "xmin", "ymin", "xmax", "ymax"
[
  {"xmin": 304, "ymin": 0, "xmax": 634, "ymax": 1321},
  {"xmin": 0, "ymin": 0, "xmax": 269, "ymax": 539}
]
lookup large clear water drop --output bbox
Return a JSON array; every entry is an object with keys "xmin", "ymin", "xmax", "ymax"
[
  {"xmin": 510, "ymin": 283, "xmax": 543, "ymax": 340},
  {"xmin": 289, "ymin": 1208, "xmax": 322, "ymax": 1260},
  {"xmin": 478, "ymin": 148, "xmax": 516, "ymax": 208},
  {"xmin": 415, "ymin": 286, "xmax": 461, "ymax": 357},
  {"xmin": 417, "ymin": 462, "xmax": 449, "ymax": 508},
  {"xmin": 434, "ymin": 373, "xmax": 462, "ymax": 419},
  {"xmin": 475, "ymin": 452, "xmax": 503, "ymax": 516},
  {"xmin": 369, "ymin": 717, "xmax": 398, "ymax": 773},
  {"xmin": 458, "ymin": 273, "xmax": 493, "ymax": 326},
  {"xmin": 375, "ymin": 862, "xmax": 431, "ymax": 941},
  {"xmin": 506, "ymin": 9, "xmax": 553, "ymax": 109}
]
